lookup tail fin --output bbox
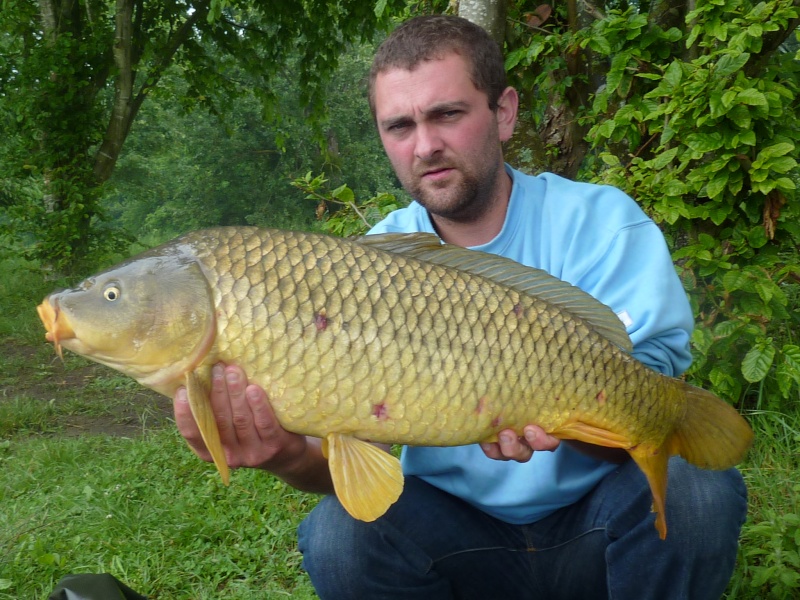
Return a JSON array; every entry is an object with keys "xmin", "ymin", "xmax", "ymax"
[{"xmin": 669, "ymin": 382, "xmax": 753, "ymax": 469}]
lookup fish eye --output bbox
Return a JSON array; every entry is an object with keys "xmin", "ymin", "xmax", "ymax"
[{"xmin": 103, "ymin": 285, "xmax": 121, "ymax": 302}]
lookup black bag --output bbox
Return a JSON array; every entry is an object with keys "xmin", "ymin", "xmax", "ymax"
[{"xmin": 48, "ymin": 573, "xmax": 147, "ymax": 600}]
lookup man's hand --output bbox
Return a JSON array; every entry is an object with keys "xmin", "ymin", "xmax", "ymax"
[
  {"xmin": 173, "ymin": 364, "xmax": 333, "ymax": 492},
  {"xmin": 480, "ymin": 425, "xmax": 560, "ymax": 462}
]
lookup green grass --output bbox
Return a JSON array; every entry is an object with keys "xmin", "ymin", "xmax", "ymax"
[
  {"xmin": 726, "ymin": 411, "xmax": 800, "ymax": 599},
  {"xmin": 0, "ymin": 430, "xmax": 318, "ymax": 599}
]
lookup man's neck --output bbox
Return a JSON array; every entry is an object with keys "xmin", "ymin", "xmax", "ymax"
[{"xmin": 429, "ymin": 170, "xmax": 512, "ymax": 248}]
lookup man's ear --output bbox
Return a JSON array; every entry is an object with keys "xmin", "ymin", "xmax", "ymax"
[{"xmin": 496, "ymin": 86, "xmax": 519, "ymax": 142}]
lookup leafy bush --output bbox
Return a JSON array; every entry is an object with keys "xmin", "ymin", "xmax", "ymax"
[
  {"xmin": 573, "ymin": 0, "xmax": 800, "ymax": 411},
  {"xmin": 291, "ymin": 172, "xmax": 404, "ymax": 237}
]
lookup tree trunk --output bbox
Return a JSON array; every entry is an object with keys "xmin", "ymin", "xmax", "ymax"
[
  {"xmin": 93, "ymin": 4, "xmax": 204, "ymax": 183},
  {"xmin": 459, "ymin": 0, "xmax": 506, "ymax": 46}
]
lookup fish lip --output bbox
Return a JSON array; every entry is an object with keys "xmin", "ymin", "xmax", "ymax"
[{"xmin": 37, "ymin": 296, "xmax": 75, "ymax": 360}]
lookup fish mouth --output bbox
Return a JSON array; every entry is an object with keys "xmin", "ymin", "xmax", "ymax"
[{"xmin": 37, "ymin": 297, "xmax": 75, "ymax": 360}]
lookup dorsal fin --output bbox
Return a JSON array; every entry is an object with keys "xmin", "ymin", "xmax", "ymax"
[{"xmin": 359, "ymin": 232, "xmax": 632, "ymax": 352}]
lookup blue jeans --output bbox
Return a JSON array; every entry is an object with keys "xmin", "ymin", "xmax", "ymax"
[{"xmin": 297, "ymin": 457, "xmax": 747, "ymax": 599}]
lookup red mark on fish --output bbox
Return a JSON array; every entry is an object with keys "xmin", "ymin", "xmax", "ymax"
[{"xmin": 372, "ymin": 403, "xmax": 389, "ymax": 421}]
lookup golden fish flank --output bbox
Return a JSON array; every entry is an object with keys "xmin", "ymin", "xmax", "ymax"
[{"xmin": 37, "ymin": 226, "xmax": 754, "ymax": 538}]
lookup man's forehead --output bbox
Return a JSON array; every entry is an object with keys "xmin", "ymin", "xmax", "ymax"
[
  {"xmin": 373, "ymin": 54, "xmax": 479, "ymax": 113},
  {"xmin": 375, "ymin": 50, "xmax": 467, "ymax": 79}
]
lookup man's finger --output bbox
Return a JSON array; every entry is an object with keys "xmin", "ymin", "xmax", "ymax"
[
  {"xmin": 497, "ymin": 430, "xmax": 534, "ymax": 462},
  {"xmin": 523, "ymin": 425, "xmax": 560, "ymax": 452},
  {"xmin": 173, "ymin": 386, "xmax": 212, "ymax": 461}
]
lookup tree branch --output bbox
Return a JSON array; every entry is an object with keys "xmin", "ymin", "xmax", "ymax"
[
  {"xmin": 92, "ymin": 4, "xmax": 206, "ymax": 183},
  {"xmin": 745, "ymin": 0, "xmax": 800, "ymax": 77}
]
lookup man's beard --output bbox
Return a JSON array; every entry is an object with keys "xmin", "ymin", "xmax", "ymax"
[{"xmin": 404, "ymin": 158, "xmax": 501, "ymax": 225}]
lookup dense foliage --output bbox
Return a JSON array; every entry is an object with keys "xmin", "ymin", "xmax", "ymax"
[
  {"xmin": 540, "ymin": 0, "xmax": 800, "ymax": 410},
  {"xmin": 105, "ymin": 48, "xmax": 404, "ymax": 244},
  {"xmin": 0, "ymin": 0, "xmax": 406, "ymax": 271}
]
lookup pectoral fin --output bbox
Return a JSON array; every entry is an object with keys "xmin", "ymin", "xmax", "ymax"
[
  {"xmin": 323, "ymin": 433, "xmax": 404, "ymax": 522},
  {"xmin": 186, "ymin": 370, "xmax": 230, "ymax": 486}
]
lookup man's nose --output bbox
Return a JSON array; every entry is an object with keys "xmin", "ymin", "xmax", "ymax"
[{"xmin": 414, "ymin": 124, "xmax": 444, "ymax": 160}]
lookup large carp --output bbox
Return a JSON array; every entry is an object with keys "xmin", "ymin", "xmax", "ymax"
[{"xmin": 37, "ymin": 227, "xmax": 752, "ymax": 538}]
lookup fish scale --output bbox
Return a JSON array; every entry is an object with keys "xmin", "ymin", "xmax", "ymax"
[{"xmin": 37, "ymin": 226, "xmax": 752, "ymax": 538}]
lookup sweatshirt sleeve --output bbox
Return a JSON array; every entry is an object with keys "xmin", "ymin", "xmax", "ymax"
[{"xmin": 565, "ymin": 202, "xmax": 694, "ymax": 377}]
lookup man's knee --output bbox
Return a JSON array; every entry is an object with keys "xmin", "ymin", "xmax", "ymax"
[
  {"xmin": 665, "ymin": 460, "xmax": 748, "ymax": 541},
  {"xmin": 298, "ymin": 495, "xmax": 358, "ymax": 573},
  {"xmin": 297, "ymin": 496, "xmax": 369, "ymax": 597}
]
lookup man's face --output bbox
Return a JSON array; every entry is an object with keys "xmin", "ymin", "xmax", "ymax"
[{"xmin": 373, "ymin": 52, "xmax": 513, "ymax": 224}]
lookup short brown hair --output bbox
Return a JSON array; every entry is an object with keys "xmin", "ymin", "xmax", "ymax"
[{"xmin": 368, "ymin": 15, "xmax": 507, "ymax": 116}]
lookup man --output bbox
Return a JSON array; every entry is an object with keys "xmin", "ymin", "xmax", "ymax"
[{"xmin": 174, "ymin": 15, "xmax": 747, "ymax": 599}]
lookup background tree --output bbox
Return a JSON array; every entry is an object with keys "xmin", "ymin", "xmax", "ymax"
[
  {"xmin": 0, "ymin": 0, "xmax": 406, "ymax": 271},
  {"xmin": 105, "ymin": 46, "xmax": 403, "ymax": 242}
]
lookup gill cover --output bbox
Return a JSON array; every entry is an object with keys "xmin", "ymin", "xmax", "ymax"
[{"xmin": 40, "ymin": 249, "xmax": 217, "ymax": 389}]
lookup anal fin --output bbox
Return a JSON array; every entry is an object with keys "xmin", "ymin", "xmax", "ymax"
[
  {"xmin": 186, "ymin": 370, "xmax": 230, "ymax": 485},
  {"xmin": 552, "ymin": 421, "xmax": 671, "ymax": 539},
  {"xmin": 324, "ymin": 433, "xmax": 404, "ymax": 522},
  {"xmin": 629, "ymin": 443, "xmax": 670, "ymax": 540},
  {"xmin": 550, "ymin": 421, "xmax": 633, "ymax": 449}
]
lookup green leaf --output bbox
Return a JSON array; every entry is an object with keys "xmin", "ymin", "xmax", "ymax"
[
  {"xmin": 706, "ymin": 171, "xmax": 729, "ymax": 199},
  {"xmin": 766, "ymin": 156, "xmax": 797, "ymax": 173},
  {"xmin": 742, "ymin": 344, "xmax": 776, "ymax": 382},
  {"xmin": 596, "ymin": 119, "xmax": 616, "ymax": 138},
  {"xmin": 331, "ymin": 184, "xmax": 355, "ymax": 203},
  {"xmin": 782, "ymin": 344, "xmax": 800, "ymax": 374},
  {"xmin": 605, "ymin": 53, "xmax": 629, "ymax": 95},
  {"xmin": 662, "ymin": 179, "xmax": 689, "ymax": 195},
  {"xmin": 653, "ymin": 147, "xmax": 679, "ymax": 169},
  {"xmin": 777, "ymin": 363, "xmax": 795, "ymax": 398},
  {"xmin": 374, "ymin": 0, "xmax": 388, "ymax": 18},
  {"xmin": 756, "ymin": 142, "xmax": 794, "ymax": 161},
  {"xmin": 738, "ymin": 130, "xmax": 757, "ymax": 146},
  {"xmin": 663, "ymin": 60, "xmax": 683, "ymax": 90},
  {"xmin": 747, "ymin": 226, "xmax": 768, "ymax": 249},
  {"xmin": 708, "ymin": 205, "xmax": 731, "ymax": 225},
  {"xmin": 737, "ymin": 88, "xmax": 767, "ymax": 106},
  {"xmin": 686, "ymin": 132, "xmax": 724, "ymax": 153},
  {"xmin": 600, "ymin": 153, "xmax": 621, "ymax": 167},
  {"xmin": 715, "ymin": 52, "xmax": 750, "ymax": 78},
  {"xmin": 505, "ymin": 47, "xmax": 526, "ymax": 71},
  {"xmin": 589, "ymin": 35, "xmax": 611, "ymax": 54},
  {"xmin": 722, "ymin": 270, "xmax": 750, "ymax": 292}
]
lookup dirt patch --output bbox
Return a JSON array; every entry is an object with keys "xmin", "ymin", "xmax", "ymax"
[
  {"xmin": 56, "ymin": 387, "xmax": 175, "ymax": 438},
  {"xmin": 2, "ymin": 340, "xmax": 174, "ymax": 438}
]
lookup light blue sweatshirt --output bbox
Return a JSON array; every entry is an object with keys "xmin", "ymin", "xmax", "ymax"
[{"xmin": 367, "ymin": 166, "xmax": 694, "ymax": 525}]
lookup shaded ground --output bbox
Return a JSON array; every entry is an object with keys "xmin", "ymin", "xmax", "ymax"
[{"xmin": 2, "ymin": 340, "xmax": 174, "ymax": 438}]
